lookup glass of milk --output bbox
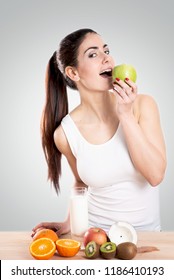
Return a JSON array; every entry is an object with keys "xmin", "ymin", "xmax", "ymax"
[{"xmin": 70, "ymin": 187, "xmax": 89, "ymax": 244}]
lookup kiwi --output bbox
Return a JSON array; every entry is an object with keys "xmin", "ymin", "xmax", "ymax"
[
  {"xmin": 100, "ymin": 242, "xmax": 116, "ymax": 259},
  {"xmin": 85, "ymin": 241, "xmax": 100, "ymax": 259},
  {"xmin": 116, "ymin": 242, "xmax": 137, "ymax": 260}
]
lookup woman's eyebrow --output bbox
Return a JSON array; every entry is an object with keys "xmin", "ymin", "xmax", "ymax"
[{"xmin": 84, "ymin": 44, "xmax": 108, "ymax": 54}]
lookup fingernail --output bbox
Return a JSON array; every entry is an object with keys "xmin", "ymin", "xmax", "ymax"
[
  {"xmin": 116, "ymin": 78, "xmax": 120, "ymax": 81},
  {"xmin": 125, "ymin": 77, "xmax": 129, "ymax": 81}
]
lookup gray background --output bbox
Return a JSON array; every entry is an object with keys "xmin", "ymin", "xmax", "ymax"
[{"xmin": 0, "ymin": 0, "xmax": 174, "ymax": 231}]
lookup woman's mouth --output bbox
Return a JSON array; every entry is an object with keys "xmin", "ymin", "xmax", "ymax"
[{"xmin": 99, "ymin": 68, "xmax": 112, "ymax": 78}]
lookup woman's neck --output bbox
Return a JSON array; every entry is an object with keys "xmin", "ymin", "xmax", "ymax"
[{"xmin": 78, "ymin": 89, "xmax": 116, "ymax": 123}]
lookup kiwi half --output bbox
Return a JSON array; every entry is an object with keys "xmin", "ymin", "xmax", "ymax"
[
  {"xmin": 116, "ymin": 242, "xmax": 137, "ymax": 260},
  {"xmin": 100, "ymin": 241, "xmax": 116, "ymax": 259},
  {"xmin": 85, "ymin": 241, "xmax": 100, "ymax": 259}
]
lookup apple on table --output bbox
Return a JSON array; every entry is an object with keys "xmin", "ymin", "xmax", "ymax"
[{"xmin": 83, "ymin": 227, "xmax": 108, "ymax": 247}]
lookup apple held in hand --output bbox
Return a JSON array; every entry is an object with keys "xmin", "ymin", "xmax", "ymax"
[
  {"xmin": 83, "ymin": 227, "xmax": 108, "ymax": 247},
  {"xmin": 112, "ymin": 64, "xmax": 137, "ymax": 83}
]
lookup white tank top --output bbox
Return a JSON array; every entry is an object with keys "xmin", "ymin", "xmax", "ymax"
[{"xmin": 61, "ymin": 114, "xmax": 161, "ymax": 232}]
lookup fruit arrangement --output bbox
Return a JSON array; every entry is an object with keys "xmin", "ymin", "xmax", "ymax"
[
  {"xmin": 29, "ymin": 229, "xmax": 81, "ymax": 260},
  {"xmin": 29, "ymin": 224, "xmax": 158, "ymax": 260},
  {"xmin": 84, "ymin": 224, "xmax": 138, "ymax": 260}
]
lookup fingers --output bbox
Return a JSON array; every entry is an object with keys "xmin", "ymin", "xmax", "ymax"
[
  {"xmin": 55, "ymin": 222, "xmax": 71, "ymax": 236},
  {"xmin": 32, "ymin": 222, "xmax": 52, "ymax": 232},
  {"xmin": 31, "ymin": 224, "xmax": 44, "ymax": 237},
  {"xmin": 114, "ymin": 84, "xmax": 132, "ymax": 100},
  {"xmin": 31, "ymin": 221, "xmax": 70, "ymax": 238},
  {"xmin": 113, "ymin": 77, "xmax": 137, "ymax": 99},
  {"xmin": 31, "ymin": 222, "xmax": 60, "ymax": 238},
  {"xmin": 125, "ymin": 79, "xmax": 138, "ymax": 97},
  {"xmin": 56, "ymin": 227, "xmax": 64, "ymax": 236}
]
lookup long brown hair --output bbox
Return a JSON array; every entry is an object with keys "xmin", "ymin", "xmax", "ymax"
[{"xmin": 41, "ymin": 28, "xmax": 97, "ymax": 193}]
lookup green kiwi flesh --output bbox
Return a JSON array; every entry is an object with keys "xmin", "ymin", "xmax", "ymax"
[
  {"xmin": 85, "ymin": 241, "xmax": 100, "ymax": 259},
  {"xmin": 100, "ymin": 242, "xmax": 116, "ymax": 259},
  {"xmin": 116, "ymin": 242, "xmax": 137, "ymax": 260}
]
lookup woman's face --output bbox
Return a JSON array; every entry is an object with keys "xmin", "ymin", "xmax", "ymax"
[{"xmin": 75, "ymin": 33, "xmax": 115, "ymax": 92}]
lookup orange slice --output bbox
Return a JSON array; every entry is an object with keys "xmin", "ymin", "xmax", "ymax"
[
  {"xmin": 33, "ymin": 228, "xmax": 58, "ymax": 243},
  {"xmin": 56, "ymin": 239, "xmax": 81, "ymax": 257},
  {"xmin": 29, "ymin": 237, "xmax": 56, "ymax": 260}
]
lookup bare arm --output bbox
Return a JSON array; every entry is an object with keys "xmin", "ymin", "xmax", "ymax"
[
  {"xmin": 114, "ymin": 80, "xmax": 166, "ymax": 186},
  {"xmin": 54, "ymin": 125, "xmax": 87, "ymax": 188},
  {"xmin": 32, "ymin": 125, "xmax": 86, "ymax": 237}
]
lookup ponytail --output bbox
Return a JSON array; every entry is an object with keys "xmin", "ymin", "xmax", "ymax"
[
  {"xmin": 41, "ymin": 29, "xmax": 97, "ymax": 193},
  {"xmin": 41, "ymin": 52, "xmax": 68, "ymax": 193}
]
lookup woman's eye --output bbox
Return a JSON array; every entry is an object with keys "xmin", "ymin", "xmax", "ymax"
[
  {"xmin": 89, "ymin": 53, "xmax": 97, "ymax": 58},
  {"xmin": 105, "ymin": 49, "xmax": 110, "ymax": 55}
]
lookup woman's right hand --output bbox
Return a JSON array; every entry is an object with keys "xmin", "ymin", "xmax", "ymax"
[
  {"xmin": 112, "ymin": 78, "xmax": 138, "ymax": 118},
  {"xmin": 31, "ymin": 220, "xmax": 70, "ymax": 238}
]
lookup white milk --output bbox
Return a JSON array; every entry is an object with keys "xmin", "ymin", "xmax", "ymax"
[{"xmin": 70, "ymin": 188, "xmax": 89, "ymax": 239}]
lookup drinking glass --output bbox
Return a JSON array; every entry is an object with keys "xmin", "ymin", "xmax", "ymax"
[{"xmin": 70, "ymin": 187, "xmax": 89, "ymax": 244}]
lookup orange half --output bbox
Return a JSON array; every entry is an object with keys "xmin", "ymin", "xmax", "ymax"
[
  {"xmin": 56, "ymin": 239, "xmax": 81, "ymax": 257},
  {"xmin": 29, "ymin": 237, "xmax": 56, "ymax": 260}
]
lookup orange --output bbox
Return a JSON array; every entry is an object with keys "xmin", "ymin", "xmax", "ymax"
[
  {"xmin": 56, "ymin": 239, "xmax": 81, "ymax": 257},
  {"xmin": 29, "ymin": 237, "xmax": 56, "ymax": 260},
  {"xmin": 33, "ymin": 229, "xmax": 58, "ymax": 243}
]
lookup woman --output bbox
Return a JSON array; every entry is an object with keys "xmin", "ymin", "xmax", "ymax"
[{"xmin": 32, "ymin": 28, "xmax": 166, "ymax": 237}]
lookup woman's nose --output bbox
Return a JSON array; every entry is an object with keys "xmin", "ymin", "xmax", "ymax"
[{"xmin": 102, "ymin": 53, "xmax": 109, "ymax": 64}]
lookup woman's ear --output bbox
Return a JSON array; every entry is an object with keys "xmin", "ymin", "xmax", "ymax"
[{"xmin": 65, "ymin": 66, "xmax": 80, "ymax": 82}]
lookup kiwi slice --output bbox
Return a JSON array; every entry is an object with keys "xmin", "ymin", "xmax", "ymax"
[
  {"xmin": 85, "ymin": 241, "xmax": 100, "ymax": 259},
  {"xmin": 100, "ymin": 242, "xmax": 116, "ymax": 259},
  {"xmin": 116, "ymin": 242, "xmax": 137, "ymax": 260}
]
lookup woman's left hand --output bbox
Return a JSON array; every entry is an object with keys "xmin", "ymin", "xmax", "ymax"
[
  {"xmin": 113, "ymin": 77, "xmax": 138, "ymax": 117},
  {"xmin": 31, "ymin": 221, "xmax": 70, "ymax": 238}
]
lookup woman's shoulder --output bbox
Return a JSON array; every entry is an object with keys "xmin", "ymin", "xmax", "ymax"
[
  {"xmin": 136, "ymin": 93, "xmax": 157, "ymax": 105},
  {"xmin": 69, "ymin": 105, "xmax": 82, "ymax": 120},
  {"xmin": 53, "ymin": 122, "xmax": 70, "ymax": 156},
  {"xmin": 134, "ymin": 93, "xmax": 159, "ymax": 119}
]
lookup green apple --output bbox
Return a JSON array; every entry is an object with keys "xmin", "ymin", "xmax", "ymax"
[{"xmin": 112, "ymin": 64, "xmax": 137, "ymax": 82}]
